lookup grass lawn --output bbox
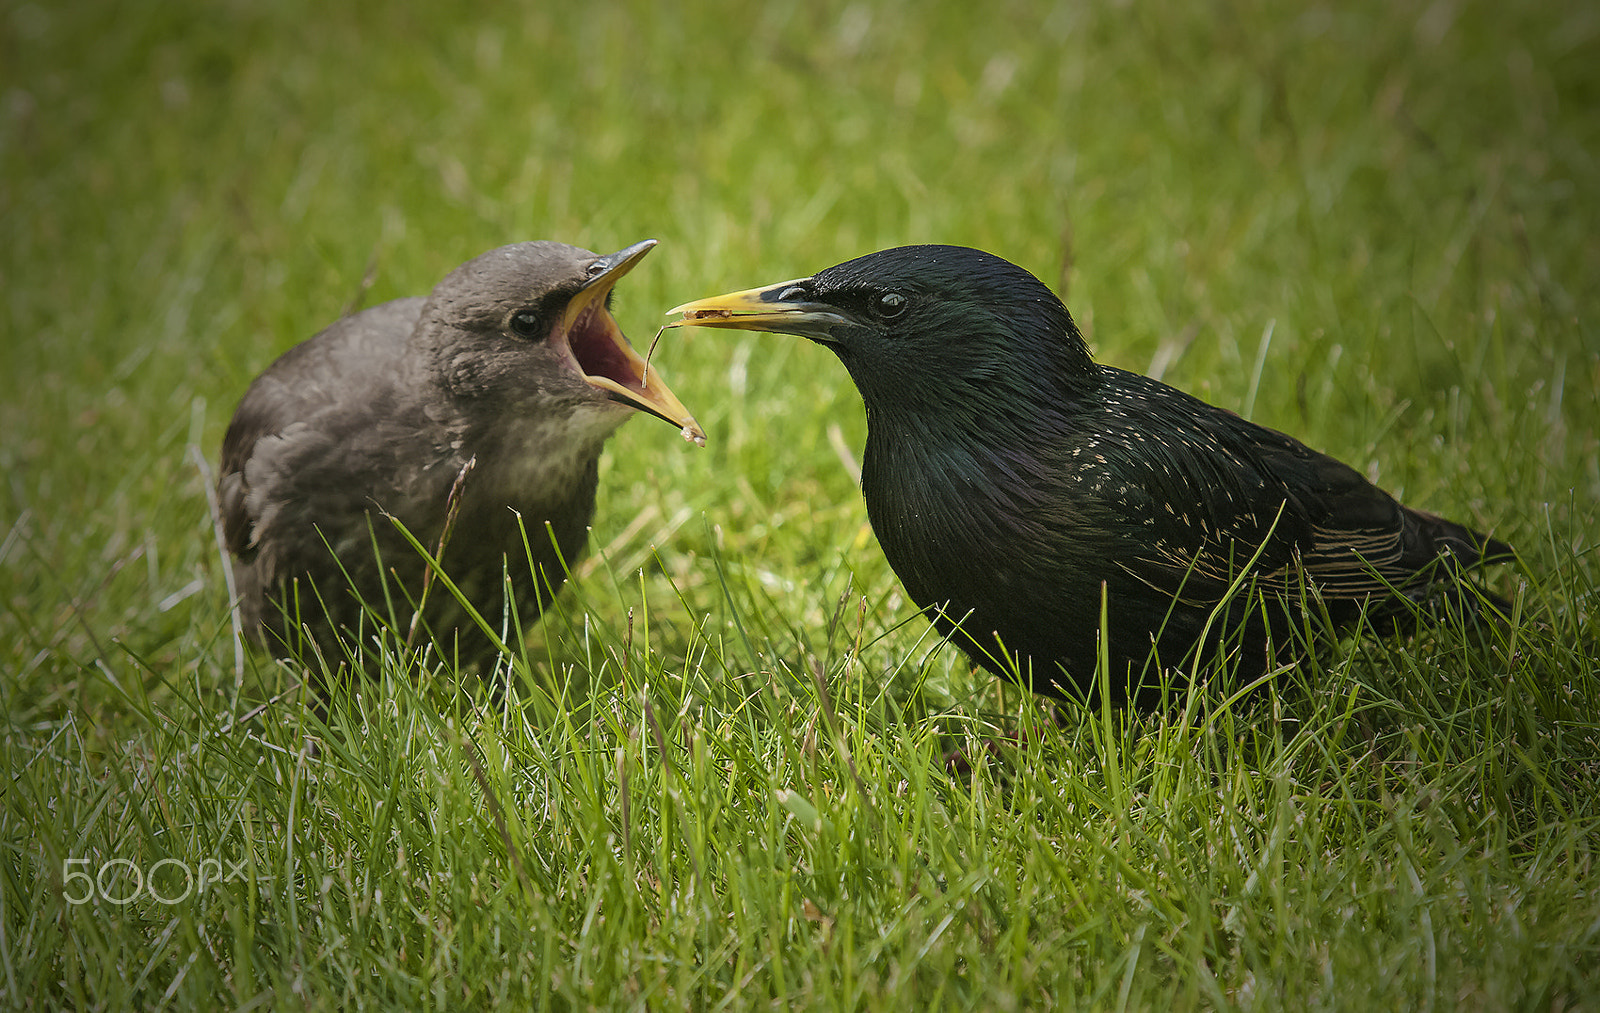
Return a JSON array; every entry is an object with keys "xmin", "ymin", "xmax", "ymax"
[{"xmin": 3, "ymin": 0, "xmax": 1597, "ymax": 1008}]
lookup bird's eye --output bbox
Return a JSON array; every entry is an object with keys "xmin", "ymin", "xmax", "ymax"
[
  {"xmin": 873, "ymin": 291, "xmax": 908, "ymax": 320},
  {"xmin": 778, "ymin": 285, "xmax": 810, "ymax": 302},
  {"xmin": 508, "ymin": 309, "xmax": 542, "ymax": 338},
  {"xmin": 585, "ymin": 260, "xmax": 607, "ymax": 278}
]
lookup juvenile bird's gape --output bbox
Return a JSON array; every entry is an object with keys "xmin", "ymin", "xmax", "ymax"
[
  {"xmin": 670, "ymin": 245, "xmax": 1512, "ymax": 706},
  {"xmin": 219, "ymin": 240, "xmax": 702, "ymax": 703}
]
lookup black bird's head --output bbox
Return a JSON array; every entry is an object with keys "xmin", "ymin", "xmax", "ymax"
[
  {"xmin": 667, "ymin": 245, "xmax": 1096, "ymax": 428},
  {"xmin": 417, "ymin": 239, "xmax": 704, "ymax": 445}
]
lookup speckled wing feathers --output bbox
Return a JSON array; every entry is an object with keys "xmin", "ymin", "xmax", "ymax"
[{"xmin": 1076, "ymin": 368, "xmax": 1504, "ymax": 611}]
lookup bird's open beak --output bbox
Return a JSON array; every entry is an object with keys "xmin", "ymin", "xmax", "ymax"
[
  {"xmin": 666, "ymin": 279, "xmax": 854, "ymax": 344},
  {"xmin": 561, "ymin": 239, "xmax": 705, "ymax": 446}
]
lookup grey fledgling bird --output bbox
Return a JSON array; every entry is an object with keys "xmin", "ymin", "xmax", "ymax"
[{"xmin": 220, "ymin": 240, "xmax": 702, "ymax": 685}]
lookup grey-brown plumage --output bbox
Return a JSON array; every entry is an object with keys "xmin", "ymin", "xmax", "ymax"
[
  {"xmin": 220, "ymin": 240, "xmax": 702, "ymax": 683},
  {"xmin": 670, "ymin": 245, "xmax": 1513, "ymax": 705}
]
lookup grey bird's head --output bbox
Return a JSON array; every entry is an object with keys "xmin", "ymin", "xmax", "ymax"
[{"xmin": 413, "ymin": 239, "xmax": 704, "ymax": 445}]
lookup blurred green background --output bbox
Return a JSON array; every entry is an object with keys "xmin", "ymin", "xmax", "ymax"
[{"xmin": 2, "ymin": 0, "xmax": 1596, "ymax": 1007}]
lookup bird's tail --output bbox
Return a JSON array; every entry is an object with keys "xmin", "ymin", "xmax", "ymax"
[
  {"xmin": 1389, "ymin": 506, "xmax": 1517, "ymax": 625},
  {"xmin": 1407, "ymin": 506, "xmax": 1515, "ymax": 569}
]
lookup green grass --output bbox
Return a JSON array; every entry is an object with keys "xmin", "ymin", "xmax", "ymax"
[{"xmin": 3, "ymin": 0, "xmax": 1598, "ymax": 1008}]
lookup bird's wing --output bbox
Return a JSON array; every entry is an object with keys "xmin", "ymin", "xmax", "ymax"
[
  {"xmin": 218, "ymin": 299, "xmax": 424, "ymax": 565},
  {"xmin": 1074, "ymin": 369, "xmax": 1487, "ymax": 607}
]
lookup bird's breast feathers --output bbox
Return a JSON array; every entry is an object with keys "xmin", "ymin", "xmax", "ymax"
[{"xmin": 471, "ymin": 405, "xmax": 622, "ymax": 502}]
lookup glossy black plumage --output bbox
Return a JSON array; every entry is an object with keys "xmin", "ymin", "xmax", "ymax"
[
  {"xmin": 670, "ymin": 245, "xmax": 1512, "ymax": 703},
  {"xmin": 220, "ymin": 240, "xmax": 702, "ymax": 684}
]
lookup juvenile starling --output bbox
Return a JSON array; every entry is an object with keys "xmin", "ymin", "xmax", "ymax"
[
  {"xmin": 220, "ymin": 240, "xmax": 702, "ymax": 684},
  {"xmin": 669, "ymin": 245, "xmax": 1512, "ymax": 704}
]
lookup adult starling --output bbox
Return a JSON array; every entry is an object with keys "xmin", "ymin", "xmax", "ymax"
[
  {"xmin": 669, "ymin": 245, "xmax": 1512, "ymax": 704},
  {"xmin": 220, "ymin": 240, "xmax": 702, "ymax": 684}
]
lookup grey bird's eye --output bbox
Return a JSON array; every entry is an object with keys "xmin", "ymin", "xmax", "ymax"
[
  {"xmin": 874, "ymin": 291, "xmax": 907, "ymax": 320},
  {"xmin": 509, "ymin": 309, "xmax": 542, "ymax": 338}
]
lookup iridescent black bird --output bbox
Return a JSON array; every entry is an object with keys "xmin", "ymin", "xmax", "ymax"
[
  {"xmin": 670, "ymin": 245, "xmax": 1512, "ymax": 704},
  {"xmin": 221, "ymin": 240, "xmax": 703, "ymax": 685}
]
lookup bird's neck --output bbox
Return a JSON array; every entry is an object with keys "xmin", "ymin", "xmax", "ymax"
[
  {"xmin": 846, "ymin": 339, "xmax": 1102, "ymax": 462},
  {"xmin": 464, "ymin": 404, "xmax": 624, "ymax": 497},
  {"xmin": 397, "ymin": 355, "xmax": 627, "ymax": 513},
  {"xmin": 855, "ymin": 363, "xmax": 1103, "ymax": 539}
]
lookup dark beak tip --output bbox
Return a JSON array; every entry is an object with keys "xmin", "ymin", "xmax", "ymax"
[
  {"xmin": 613, "ymin": 238, "xmax": 658, "ymax": 262},
  {"xmin": 585, "ymin": 239, "xmax": 659, "ymax": 288}
]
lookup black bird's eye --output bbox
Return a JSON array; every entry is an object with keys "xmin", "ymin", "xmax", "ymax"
[
  {"xmin": 873, "ymin": 291, "xmax": 908, "ymax": 320},
  {"xmin": 508, "ymin": 309, "xmax": 542, "ymax": 338}
]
